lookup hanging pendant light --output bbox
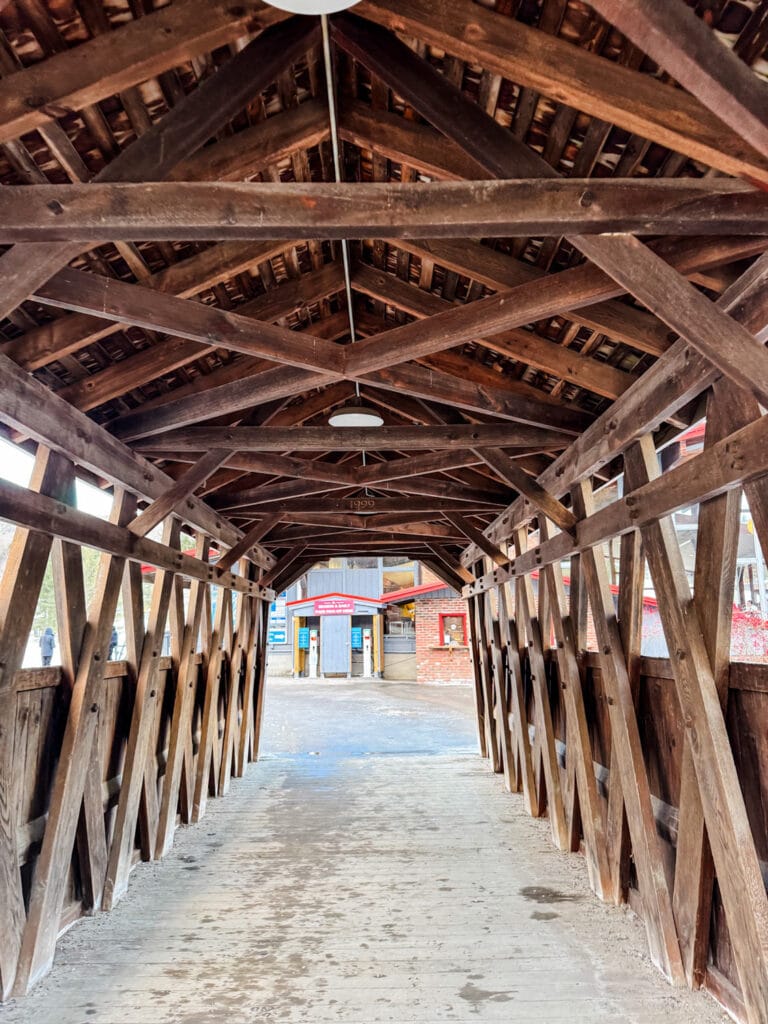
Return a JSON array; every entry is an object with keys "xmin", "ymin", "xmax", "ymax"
[
  {"xmin": 328, "ymin": 400, "xmax": 384, "ymax": 428},
  {"xmin": 263, "ymin": 0, "xmax": 361, "ymax": 12}
]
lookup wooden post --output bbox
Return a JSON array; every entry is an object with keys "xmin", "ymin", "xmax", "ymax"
[
  {"xmin": 192, "ymin": 582, "xmax": 231, "ymax": 821},
  {"xmin": 513, "ymin": 529, "xmax": 568, "ymax": 849},
  {"xmin": 155, "ymin": 535, "xmax": 211, "ymax": 859},
  {"xmin": 495, "ymin": 581, "xmax": 537, "ymax": 815},
  {"xmin": 372, "ymin": 613, "xmax": 382, "ymax": 677},
  {"xmin": 237, "ymin": 597, "xmax": 265, "ymax": 775},
  {"xmin": 219, "ymin": 584, "xmax": 257, "ymax": 796},
  {"xmin": 540, "ymin": 518, "xmax": 612, "ymax": 900},
  {"xmin": 466, "ymin": 595, "xmax": 489, "ymax": 759},
  {"xmin": 470, "ymin": 579, "xmax": 501, "ymax": 772},
  {"xmin": 482, "ymin": 590, "xmax": 516, "ymax": 792},
  {"xmin": 605, "ymin": 527, "xmax": 644, "ymax": 906},
  {"xmin": 293, "ymin": 615, "xmax": 302, "ymax": 677},
  {"xmin": 572, "ymin": 480, "xmax": 684, "ymax": 984},
  {"xmin": 102, "ymin": 518, "xmax": 180, "ymax": 910},
  {"xmin": 51, "ymin": 460, "xmax": 107, "ymax": 914},
  {"xmin": 250, "ymin": 601, "xmax": 270, "ymax": 763}
]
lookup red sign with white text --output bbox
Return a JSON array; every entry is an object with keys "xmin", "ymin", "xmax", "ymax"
[{"xmin": 313, "ymin": 598, "xmax": 355, "ymax": 615}]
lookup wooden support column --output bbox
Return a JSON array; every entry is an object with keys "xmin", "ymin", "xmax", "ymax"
[
  {"xmin": 14, "ymin": 490, "xmax": 136, "ymax": 995},
  {"xmin": 219, "ymin": 585, "xmax": 257, "ymax": 796},
  {"xmin": 624, "ymin": 436, "xmax": 768, "ymax": 1021},
  {"xmin": 466, "ymin": 594, "xmax": 489, "ymax": 760},
  {"xmin": 495, "ymin": 581, "xmax": 537, "ymax": 814},
  {"xmin": 155, "ymin": 535, "xmax": 210, "ymax": 859},
  {"xmin": 292, "ymin": 615, "xmax": 302, "ymax": 678},
  {"xmin": 372, "ymin": 613, "xmax": 383, "ymax": 677},
  {"xmin": 540, "ymin": 518, "xmax": 612, "ymax": 900},
  {"xmin": 249, "ymin": 601, "xmax": 270, "ymax": 765},
  {"xmin": 513, "ymin": 529, "xmax": 568, "ymax": 849},
  {"xmin": 470, "ymin": 577, "xmax": 501, "ymax": 773},
  {"xmin": 103, "ymin": 518, "xmax": 181, "ymax": 910},
  {"xmin": 566, "ymin": 544, "xmax": 590, "ymax": 844},
  {"xmin": 193, "ymin": 583, "xmax": 232, "ymax": 821},
  {"xmin": 482, "ymin": 588, "xmax": 516, "ymax": 792},
  {"xmin": 236, "ymin": 597, "xmax": 264, "ymax": 774},
  {"xmin": 573, "ymin": 479, "xmax": 684, "ymax": 981},
  {"xmin": 119, "ymin": 558, "xmax": 161, "ymax": 863},
  {"xmin": 605, "ymin": 527, "xmax": 644, "ymax": 906}
]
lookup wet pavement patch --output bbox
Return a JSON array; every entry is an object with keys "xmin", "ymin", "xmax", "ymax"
[
  {"xmin": 458, "ymin": 981, "xmax": 515, "ymax": 1006},
  {"xmin": 519, "ymin": 884, "xmax": 582, "ymax": 904}
]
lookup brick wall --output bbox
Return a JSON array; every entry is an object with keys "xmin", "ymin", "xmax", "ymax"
[{"xmin": 415, "ymin": 596, "xmax": 474, "ymax": 684}]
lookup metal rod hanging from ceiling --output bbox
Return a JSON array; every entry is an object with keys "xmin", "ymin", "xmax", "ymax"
[{"xmin": 321, "ymin": 14, "xmax": 358, "ymax": 359}]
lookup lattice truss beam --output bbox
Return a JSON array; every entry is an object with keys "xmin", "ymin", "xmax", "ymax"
[{"xmin": 1, "ymin": 0, "xmax": 768, "ymax": 1017}]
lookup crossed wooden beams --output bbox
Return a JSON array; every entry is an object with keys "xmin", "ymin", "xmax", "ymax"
[
  {"xmin": 460, "ymin": 410, "xmax": 768, "ymax": 1017},
  {"xmin": 1, "ymin": 0, "xmax": 768, "ymax": 1013},
  {"xmin": 0, "ymin": 452, "xmax": 273, "ymax": 996}
]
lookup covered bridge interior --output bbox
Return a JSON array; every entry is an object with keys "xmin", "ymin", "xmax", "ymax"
[{"xmin": 1, "ymin": 0, "xmax": 768, "ymax": 1019}]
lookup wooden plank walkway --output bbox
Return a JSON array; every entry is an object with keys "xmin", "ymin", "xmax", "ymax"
[{"xmin": 2, "ymin": 680, "xmax": 728, "ymax": 1023}]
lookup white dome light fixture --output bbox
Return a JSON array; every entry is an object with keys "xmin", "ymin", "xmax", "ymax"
[
  {"xmin": 263, "ymin": 0, "xmax": 361, "ymax": 12},
  {"xmin": 328, "ymin": 401, "xmax": 384, "ymax": 428}
]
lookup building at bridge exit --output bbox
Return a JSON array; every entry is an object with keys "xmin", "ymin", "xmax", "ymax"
[{"xmin": 266, "ymin": 558, "xmax": 473, "ymax": 684}]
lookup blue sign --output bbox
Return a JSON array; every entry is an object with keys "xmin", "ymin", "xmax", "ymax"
[
  {"xmin": 350, "ymin": 627, "xmax": 363, "ymax": 649},
  {"xmin": 298, "ymin": 627, "xmax": 310, "ymax": 649},
  {"xmin": 268, "ymin": 629, "xmax": 287, "ymax": 645}
]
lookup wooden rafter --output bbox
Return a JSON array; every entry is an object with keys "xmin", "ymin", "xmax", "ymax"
[
  {"xmin": 586, "ymin": 0, "xmax": 768, "ymax": 162},
  {"xmin": 0, "ymin": 13, "xmax": 317, "ymax": 322},
  {"xmin": 1, "ymin": 179, "xmax": 767, "ymax": 242},
  {"xmin": 352, "ymin": 0, "xmax": 768, "ymax": 182}
]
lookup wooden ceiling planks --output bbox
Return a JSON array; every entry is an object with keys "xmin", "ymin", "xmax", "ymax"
[
  {"xmin": 0, "ymin": 0, "xmax": 762, "ymax": 574},
  {"xmin": 0, "ymin": 0, "xmax": 762, "ymax": 568}
]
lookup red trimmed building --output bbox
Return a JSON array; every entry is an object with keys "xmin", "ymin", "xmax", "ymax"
[{"xmin": 384, "ymin": 581, "xmax": 473, "ymax": 685}]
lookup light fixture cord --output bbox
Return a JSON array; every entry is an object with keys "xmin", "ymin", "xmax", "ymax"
[
  {"xmin": 321, "ymin": 14, "xmax": 358, "ymax": 382},
  {"xmin": 321, "ymin": 12, "xmax": 369, "ymax": 485}
]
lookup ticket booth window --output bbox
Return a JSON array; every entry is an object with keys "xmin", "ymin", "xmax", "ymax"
[{"xmin": 440, "ymin": 613, "xmax": 467, "ymax": 646}]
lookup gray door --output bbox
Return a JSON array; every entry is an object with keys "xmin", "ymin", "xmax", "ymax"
[{"xmin": 321, "ymin": 615, "xmax": 349, "ymax": 675}]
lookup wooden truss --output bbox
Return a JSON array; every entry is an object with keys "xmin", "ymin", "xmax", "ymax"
[{"xmin": 1, "ymin": 0, "xmax": 768, "ymax": 1020}]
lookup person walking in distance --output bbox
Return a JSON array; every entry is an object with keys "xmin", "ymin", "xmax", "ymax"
[
  {"xmin": 39, "ymin": 626, "xmax": 55, "ymax": 667},
  {"xmin": 109, "ymin": 626, "xmax": 118, "ymax": 661}
]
